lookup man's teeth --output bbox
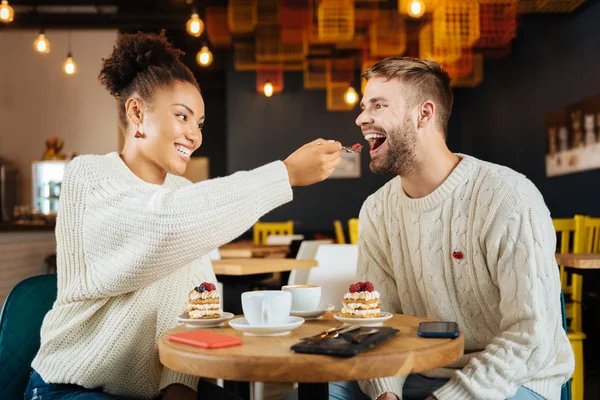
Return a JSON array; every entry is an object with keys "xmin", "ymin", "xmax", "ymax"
[
  {"xmin": 175, "ymin": 145, "xmax": 191, "ymax": 156},
  {"xmin": 364, "ymin": 133, "xmax": 386, "ymax": 141}
]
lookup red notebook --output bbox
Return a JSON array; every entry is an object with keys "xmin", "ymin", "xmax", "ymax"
[{"xmin": 169, "ymin": 330, "xmax": 243, "ymax": 349}]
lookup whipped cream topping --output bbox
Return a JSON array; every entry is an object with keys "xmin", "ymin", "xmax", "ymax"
[
  {"xmin": 189, "ymin": 290, "xmax": 219, "ymax": 301},
  {"xmin": 188, "ymin": 303, "xmax": 220, "ymax": 311},
  {"xmin": 189, "ymin": 309, "xmax": 221, "ymax": 318},
  {"xmin": 342, "ymin": 302, "xmax": 380, "ymax": 309},
  {"xmin": 343, "ymin": 291, "xmax": 380, "ymax": 301},
  {"xmin": 341, "ymin": 306, "xmax": 381, "ymax": 316}
]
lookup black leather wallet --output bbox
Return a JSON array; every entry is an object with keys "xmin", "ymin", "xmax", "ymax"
[{"xmin": 290, "ymin": 327, "xmax": 400, "ymax": 357}]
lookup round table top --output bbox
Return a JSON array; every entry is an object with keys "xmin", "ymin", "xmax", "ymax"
[{"xmin": 159, "ymin": 313, "xmax": 464, "ymax": 383}]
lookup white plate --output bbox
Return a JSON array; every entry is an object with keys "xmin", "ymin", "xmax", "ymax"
[
  {"xmin": 177, "ymin": 312, "xmax": 234, "ymax": 328},
  {"xmin": 333, "ymin": 312, "xmax": 393, "ymax": 327},
  {"xmin": 229, "ymin": 316, "xmax": 305, "ymax": 336},
  {"xmin": 290, "ymin": 304, "xmax": 335, "ymax": 320}
]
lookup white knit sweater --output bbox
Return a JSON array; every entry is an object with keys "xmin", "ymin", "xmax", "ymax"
[
  {"xmin": 357, "ymin": 155, "xmax": 574, "ymax": 400},
  {"xmin": 32, "ymin": 152, "xmax": 293, "ymax": 398}
]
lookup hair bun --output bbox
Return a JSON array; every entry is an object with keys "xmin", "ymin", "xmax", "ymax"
[{"xmin": 99, "ymin": 32, "xmax": 185, "ymax": 98}]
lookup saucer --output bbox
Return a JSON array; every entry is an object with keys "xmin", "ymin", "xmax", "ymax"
[
  {"xmin": 290, "ymin": 304, "xmax": 335, "ymax": 320},
  {"xmin": 333, "ymin": 312, "xmax": 393, "ymax": 327},
  {"xmin": 177, "ymin": 312, "xmax": 234, "ymax": 328},
  {"xmin": 229, "ymin": 316, "xmax": 305, "ymax": 336}
]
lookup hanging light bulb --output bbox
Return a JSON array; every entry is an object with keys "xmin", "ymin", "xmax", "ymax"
[
  {"xmin": 407, "ymin": 0, "xmax": 426, "ymax": 18},
  {"xmin": 0, "ymin": 0, "xmax": 14, "ymax": 23},
  {"xmin": 63, "ymin": 53, "xmax": 77, "ymax": 75},
  {"xmin": 186, "ymin": 12, "xmax": 204, "ymax": 37},
  {"xmin": 196, "ymin": 45, "xmax": 213, "ymax": 66},
  {"xmin": 344, "ymin": 86, "xmax": 358, "ymax": 105},
  {"xmin": 63, "ymin": 30, "xmax": 76, "ymax": 75},
  {"xmin": 263, "ymin": 81, "xmax": 274, "ymax": 98},
  {"xmin": 34, "ymin": 31, "xmax": 51, "ymax": 54}
]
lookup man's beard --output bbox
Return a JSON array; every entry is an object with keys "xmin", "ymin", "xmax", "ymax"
[{"xmin": 370, "ymin": 114, "xmax": 419, "ymax": 176}]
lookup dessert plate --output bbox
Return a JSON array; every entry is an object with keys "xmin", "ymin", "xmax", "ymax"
[
  {"xmin": 290, "ymin": 304, "xmax": 335, "ymax": 320},
  {"xmin": 229, "ymin": 316, "xmax": 305, "ymax": 336},
  {"xmin": 177, "ymin": 312, "xmax": 234, "ymax": 328},
  {"xmin": 333, "ymin": 312, "xmax": 393, "ymax": 327}
]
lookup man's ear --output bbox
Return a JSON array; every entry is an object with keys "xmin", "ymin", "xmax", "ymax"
[{"xmin": 417, "ymin": 100, "xmax": 435, "ymax": 129}]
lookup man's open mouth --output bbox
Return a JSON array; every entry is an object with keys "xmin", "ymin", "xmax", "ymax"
[{"xmin": 364, "ymin": 133, "xmax": 387, "ymax": 152}]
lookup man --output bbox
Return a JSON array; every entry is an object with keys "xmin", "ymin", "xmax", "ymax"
[{"xmin": 355, "ymin": 58, "xmax": 574, "ymax": 400}]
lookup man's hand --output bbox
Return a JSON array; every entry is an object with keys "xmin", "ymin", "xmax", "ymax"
[
  {"xmin": 426, "ymin": 396, "xmax": 438, "ymax": 400},
  {"xmin": 162, "ymin": 384, "xmax": 196, "ymax": 400},
  {"xmin": 377, "ymin": 393, "xmax": 399, "ymax": 400}
]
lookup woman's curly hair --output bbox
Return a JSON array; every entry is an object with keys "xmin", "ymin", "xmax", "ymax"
[{"xmin": 99, "ymin": 32, "xmax": 200, "ymax": 131}]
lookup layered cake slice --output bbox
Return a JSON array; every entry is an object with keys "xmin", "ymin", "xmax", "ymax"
[
  {"xmin": 341, "ymin": 281, "xmax": 381, "ymax": 318},
  {"xmin": 187, "ymin": 282, "xmax": 221, "ymax": 319}
]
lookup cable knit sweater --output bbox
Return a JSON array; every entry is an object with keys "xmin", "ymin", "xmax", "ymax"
[
  {"xmin": 31, "ymin": 152, "xmax": 293, "ymax": 399},
  {"xmin": 357, "ymin": 155, "xmax": 574, "ymax": 400}
]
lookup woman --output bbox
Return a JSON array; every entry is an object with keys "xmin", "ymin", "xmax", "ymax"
[{"xmin": 26, "ymin": 32, "xmax": 342, "ymax": 400}]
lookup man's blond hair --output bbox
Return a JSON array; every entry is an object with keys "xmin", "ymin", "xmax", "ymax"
[{"xmin": 362, "ymin": 57, "xmax": 453, "ymax": 136}]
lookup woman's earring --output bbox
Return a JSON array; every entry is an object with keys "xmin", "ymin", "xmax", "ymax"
[{"xmin": 134, "ymin": 124, "xmax": 145, "ymax": 139}]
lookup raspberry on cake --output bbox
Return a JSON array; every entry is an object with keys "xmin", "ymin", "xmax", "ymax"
[
  {"xmin": 341, "ymin": 281, "xmax": 381, "ymax": 318},
  {"xmin": 351, "ymin": 143, "xmax": 363, "ymax": 153},
  {"xmin": 187, "ymin": 282, "xmax": 221, "ymax": 319}
]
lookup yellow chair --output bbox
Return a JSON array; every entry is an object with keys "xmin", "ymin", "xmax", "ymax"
[
  {"xmin": 568, "ymin": 330, "xmax": 586, "ymax": 400},
  {"xmin": 553, "ymin": 217, "xmax": 579, "ymax": 296},
  {"xmin": 334, "ymin": 220, "xmax": 346, "ymax": 244},
  {"xmin": 252, "ymin": 221, "xmax": 294, "ymax": 245},
  {"xmin": 555, "ymin": 215, "xmax": 600, "ymax": 333},
  {"xmin": 570, "ymin": 215, "xmax": 599, "ymax": 335},
  {"xmin": 348, "ymin": 218, "xmax": 359, "ymax": 245},
  {"xmin": 569, "ymin": 216, "xmax": 600, "ymax": 400},
  {"xmin": 581, "ymin": 216, "xmax": 600, "ymax": 254},
  {"xmin": 554, "ymin": 215, "xmax": 588, "ymax": 400}
]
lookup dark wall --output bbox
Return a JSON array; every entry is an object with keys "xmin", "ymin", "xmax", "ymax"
[
  {"xmin": 185, "ymin": 46, "xmax": 228, "ymax": 179},
  {"xmin": 226, "ymin": 65, "xmax": 394, "ymax": 233},
  {"xmin": 192, "ymin": 64, "xmax": 228, "ymax": 179},
  {"xmin": 451, "ymin": 1, "xmax": 600, "ymax": 218}
]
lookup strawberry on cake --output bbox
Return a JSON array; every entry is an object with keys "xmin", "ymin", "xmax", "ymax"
[
  {"xmin": 187, "ymin": 282, "xmax": 221, "ymax": 319},
  {"xmin": 341, "ymin": 281, "xmax": 381, "ymax": 318}
]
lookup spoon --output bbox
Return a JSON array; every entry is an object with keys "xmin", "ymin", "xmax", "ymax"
[{"xmin": 342, "ymin": 143, "xmax": 363, "ymax": 153}]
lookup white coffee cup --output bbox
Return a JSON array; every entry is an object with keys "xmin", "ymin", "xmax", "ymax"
[
  {"xmin": 282, "ymin": 284, "xmax": 321, "ymax": 312},
  {"xmin": 241, "ymin": 290, "xmax": 292, "ymax": 326}
]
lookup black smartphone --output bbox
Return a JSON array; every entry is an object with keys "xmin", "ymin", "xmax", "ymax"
[{"xmin": 417, "ymin": 322, "xmax": 460, "ymax": 338}]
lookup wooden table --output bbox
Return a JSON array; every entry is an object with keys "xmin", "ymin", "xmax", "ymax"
[
  {"xmin": 159, "ymin": 313, "xmax": 464, "ymax": 400},
  {"xmin": 212, "ymin": 259, "xmax": 316, "ymax": 276},
  {"xmin": 556, "ymin": 253, "xmax": 600, "ymax": 269},
  {"xmin": 219, "ymin": 242, "xmax": 290, "ymax": 259}
]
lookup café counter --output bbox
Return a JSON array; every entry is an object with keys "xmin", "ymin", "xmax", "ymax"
[{"xmin": 0, "ymin": 224, "xmax": 56, "ymax": 304}]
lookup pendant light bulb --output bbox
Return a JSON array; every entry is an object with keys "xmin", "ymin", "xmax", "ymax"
[
  {"xmin": 186, "ymin": 12, "xmax": 204, "ymax": 37},
  {"xmin": 344, "ymin": 86, "xmax": 358, "ymax": 105},
  {"xmin": 34, "ymin": 32, "xmax": 51, "ymax": 54},
  {"xmin": 196, "ymin": 45, "xmax": 213, "ymax": 66},
  {"xmin": 0, "ymin": 0, "xmax": 14, "ymax": 23},
  {"xmin": 63, "ymin": 53, "xmax": 77, "ymax": 75},
  {"xmin": 263, "ymin": 81, "xmax": 274, "ymax": 97},
  {"xmin": 407, "ymin": 0, "xmax": 426, "ymax": 18}
]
